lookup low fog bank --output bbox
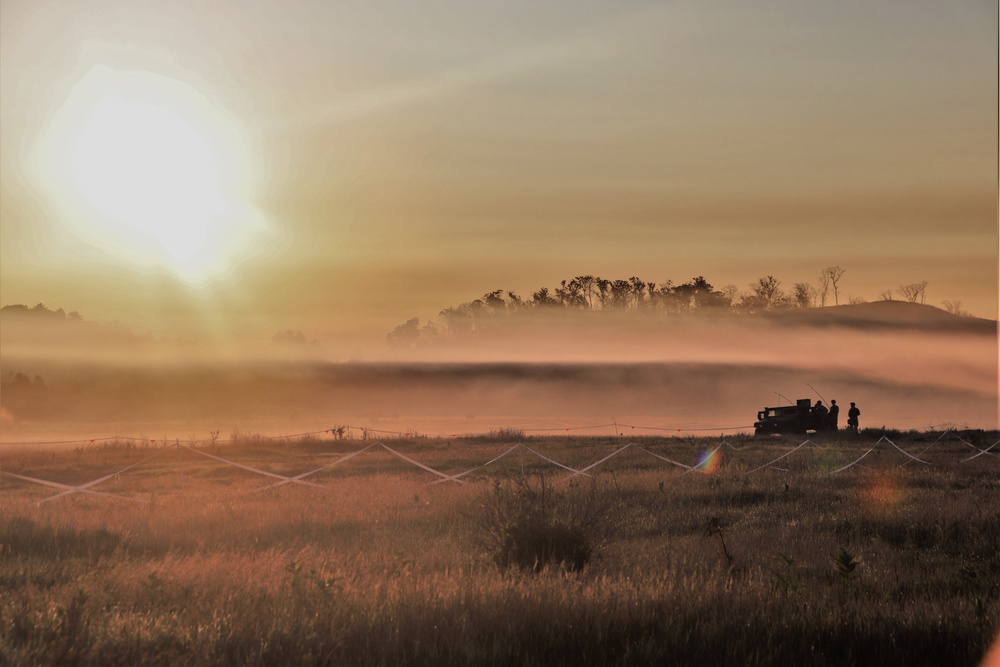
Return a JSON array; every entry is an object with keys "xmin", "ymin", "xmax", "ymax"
[
  {"xmin": 1, "ymin": 360, "xmax": 996, "ymax": 438},
  {"xmin": 2, "ymin": 301, "xmax": 996, "ymax": 436},
  {"xmin": 380, "ymin": 305, "xmax": 996, "ymax": 398}
]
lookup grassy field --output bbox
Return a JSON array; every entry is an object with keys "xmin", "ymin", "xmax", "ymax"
[{"xmin": 1, "ymin": 430, "xmax": 998, "ymax": 666}]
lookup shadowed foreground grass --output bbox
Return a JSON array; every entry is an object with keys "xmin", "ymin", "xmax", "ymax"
[{"xmin": 1, "ymin": 432, "xmax": 998, "ymax": 666}]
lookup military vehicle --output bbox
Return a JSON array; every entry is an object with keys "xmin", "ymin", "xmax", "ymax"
[{"xmin": 754, "ymin": 398, "xmax": 834, "ymax": 435}]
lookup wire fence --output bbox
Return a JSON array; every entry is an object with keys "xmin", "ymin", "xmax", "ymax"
[
  {"xmin": 1, "ymin": 416, "xmax": 983, "ymax": 447},
  {"xmin": 1, "ymin": 426, "xmax": 996, "ymax": 506}
]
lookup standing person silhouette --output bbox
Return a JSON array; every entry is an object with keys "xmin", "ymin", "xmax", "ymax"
[
  {"xmin": 847, "ymin": 402, "xmax": 860, "ymax": 431},
  {"xmin": 829, "ymin": 400, "xmax": 840, "ymax": 429},
  {"xmin": 813, "ymin": 400, "xmax": 828, "ymax": 431}
]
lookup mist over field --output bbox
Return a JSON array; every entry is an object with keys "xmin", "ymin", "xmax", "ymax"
[{"xmin": 2, "ymin": 301, "xmax": 996, "ymax": 438}]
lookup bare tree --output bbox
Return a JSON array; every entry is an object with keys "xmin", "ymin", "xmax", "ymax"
[
  {"xmin": 941, "ymin": 300, "xmax": 968, "ymax": 317},
  {"xmin": 822, "ymin": 266, "xmax": 846, "ymax": 306},
  {"xmin": 609, "ymin": 279, "xmax": 632, "ymax": 309},
  {"xmin": 897, "ymin": 284, "xmax": 920, "ymax": 302},
  {"xmin": 792, "ymin": 282, "xmax": 814, "ymax": 308},
  {"xmin": 531, "ymin": 287, "xmax": 560, "ymax": 308},
  {"xmin": 817, "ymin": 271, "xmax": 830, "ymax": 307},
  {"xmin": 878, "ymin": 290, "xmax": 894, "ymax": 301},
  {"xmin": 897, "ymin": 281, "xmax": 928, "ymax": 304},
  {"xmin": 595, "ymin": 279, "xmax": 611, "ymax": 309},
  {"xmin": 556, "ymin": 279, "xmax": 586, "ymax": 308},
  {"xmin": 574, "ymin": 275, "xmax": 597, "ymax": 309},
  {"xmin": 651, "ymin": 279, "xmax": 673, "ymax": 311},
  {"xmin": 751, "ymin": 275, "xmax": 786, "ymax": 310},
  {"xmin": 628, "ymin": 276, "xmax": 647, "ymax": 309}
]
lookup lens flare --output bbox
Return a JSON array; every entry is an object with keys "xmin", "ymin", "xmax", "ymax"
[
  {"xmin": 862, "ymin": 471, "xmax": 906, "ymax": 511},
  {"xmin": 697, "ymin": 447, "xmax": 723, "ymax": 473}
]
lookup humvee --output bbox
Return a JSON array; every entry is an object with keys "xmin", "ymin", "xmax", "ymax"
[{"xmin": 754, "ymin": 398, "xmax": 833, "ymax": 435}]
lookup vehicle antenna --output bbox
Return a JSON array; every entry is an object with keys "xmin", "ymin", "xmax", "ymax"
[
  {"xmin": 774, "ymin": 392, "xmax": 793, "ymax": 405},
  {"xmin": 807, "ymin": 383, "xmax": 827, "ymax": 404}
]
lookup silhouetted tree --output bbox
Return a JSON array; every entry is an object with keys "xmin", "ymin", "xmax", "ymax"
[
  {"xmin": 420, "ymin": 320, "xmax": 440, "ymax": 344},
  {"xmin": 556, "ymin": 279, "xmax": 587, "ymax": 308},
  {"xmin": 651, "ymin": 280, "xmax": 675, "ymax": 311},
  {"xmin": 595, "ymin": 279, "xmax": 611, "ymax": 308},
  {"xmin": 897, "ymin": 281, "xmax": 928, "ymax": 304},
  {"xmin": 386, "ymin": 318, "xmax": 421, "ymax": 348},
  {"xmin": 628, "ymin": 276, "xmax": 647, "ymax": 309},
  {"xmin": 645, "ymin": 281, "xmax": 657, "ymax": 306},
  {"xmin": 506, "ymin": 291, "xmax": 525, "ymax": 313},
  {"xmin": 750, "ymin": 275, "xmax": 786, "ymax": 310},
  {"xmin": 941, "ymin": 300, "xmax": 968, "ymax": 317},
  {"xmin": 609, "ymin": 280, "xmax": 632, "ymax": 309},
  {"xmin": 822, "ymin": 266, "xmax": 846, "ymax": 305},
  {"xmin": 674, "ymin": 276, "xmax": 729, "ymax": 310},
  {"xmin": 574, "ymin": 275, "xmax": 597, "ymax": 309},
  {"xmin": 383, "ymin": 269, "xmax": 970, "ymax": 347},
  {"xmin": 792, "ymin": 282, "xmax": 813, "ymax": 308},
  {"xmin": 721, "ymin": 284, "xmax": 740, "ymax": 307},
  {"xmin": 817, "ymin": 271, "xmax": 831, "ymax": 306},
  {"xmin": 482, "ymin": 290, "xmax": 506, "ymax": 314},
  {"xmin": 1, "ymin": 303, "xmax": 74, "ymax": 320},
  {"xmin": 439, "ymin": 306, "xmax": 472, "ymax": 337},
  {"xmin": 531, "ymin": 287, "xmax": 560, "ymax": 308}
]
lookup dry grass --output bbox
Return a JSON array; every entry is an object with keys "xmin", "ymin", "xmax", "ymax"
[{"xmin": 1, "ymin": 432, "xmax": 998, "ymax": 666}]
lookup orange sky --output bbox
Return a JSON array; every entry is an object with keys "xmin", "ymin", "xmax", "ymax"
[{"xmin": 1, "ymin": 0, "xmax": 996, "ymax": 352}]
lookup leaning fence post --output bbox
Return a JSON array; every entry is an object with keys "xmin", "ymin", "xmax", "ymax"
[{"xmin": 176, "ymin": 440, "xmax": 185, "ymax": 491}]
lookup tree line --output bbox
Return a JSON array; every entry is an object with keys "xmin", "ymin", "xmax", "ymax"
[
  {"xmin": 1, "ymin": 304, "xmax": 317, "ymax": 349},
  {"xmin": 387, "ymin": 267, "xmax": 955, "ymax": 347},
  {"xmin": 1, "ymin": 303, "xmax": 154, "ymax": 344}
]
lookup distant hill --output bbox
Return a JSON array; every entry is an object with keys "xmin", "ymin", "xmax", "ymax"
[{"xmin": 762, "ymin": 301, "xmax": 996, "ymax": 333}]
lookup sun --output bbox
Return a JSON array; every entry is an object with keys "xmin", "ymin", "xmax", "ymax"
[
  {"xmin": 36, "ymin": 66, "xmax": 264, "ymax": 282},
  {"xmin": 72, "ymin": 95, "xmax": 224, "ymax": 262}
]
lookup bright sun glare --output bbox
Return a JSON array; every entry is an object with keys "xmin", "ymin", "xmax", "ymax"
[
  {"xmin": 72, "ymin": 95, "xmax": 223, "ymax": 261},
  {"xmin": 37, "ymin": 66, "xmax": 264, "ymax": 282}
]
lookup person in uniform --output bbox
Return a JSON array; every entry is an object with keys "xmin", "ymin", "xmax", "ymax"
[
  {"xmin": 847, "ymin": 402, "xmax": 861, "ymax": 431},
  {"xmin": 813, "ymin": 400, "xmax": 828, "ymax": 430}
]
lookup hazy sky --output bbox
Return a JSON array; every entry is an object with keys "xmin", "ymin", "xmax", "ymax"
[{"xmin": 1, "ymin": 0, "xmax": 996, "ymax": 352}]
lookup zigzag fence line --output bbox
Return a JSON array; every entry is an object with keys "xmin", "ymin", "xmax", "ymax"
[
  {"xmin": 1, "ymin": 450, "xmax": 163, "ymax": 505},
  {"xmin": 1, "ymin": 418, "xmax": 989, "ymax": 449},
  {"xmin": 1, "ymin": 432, "xmax": 997, "ymax": 506}
]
